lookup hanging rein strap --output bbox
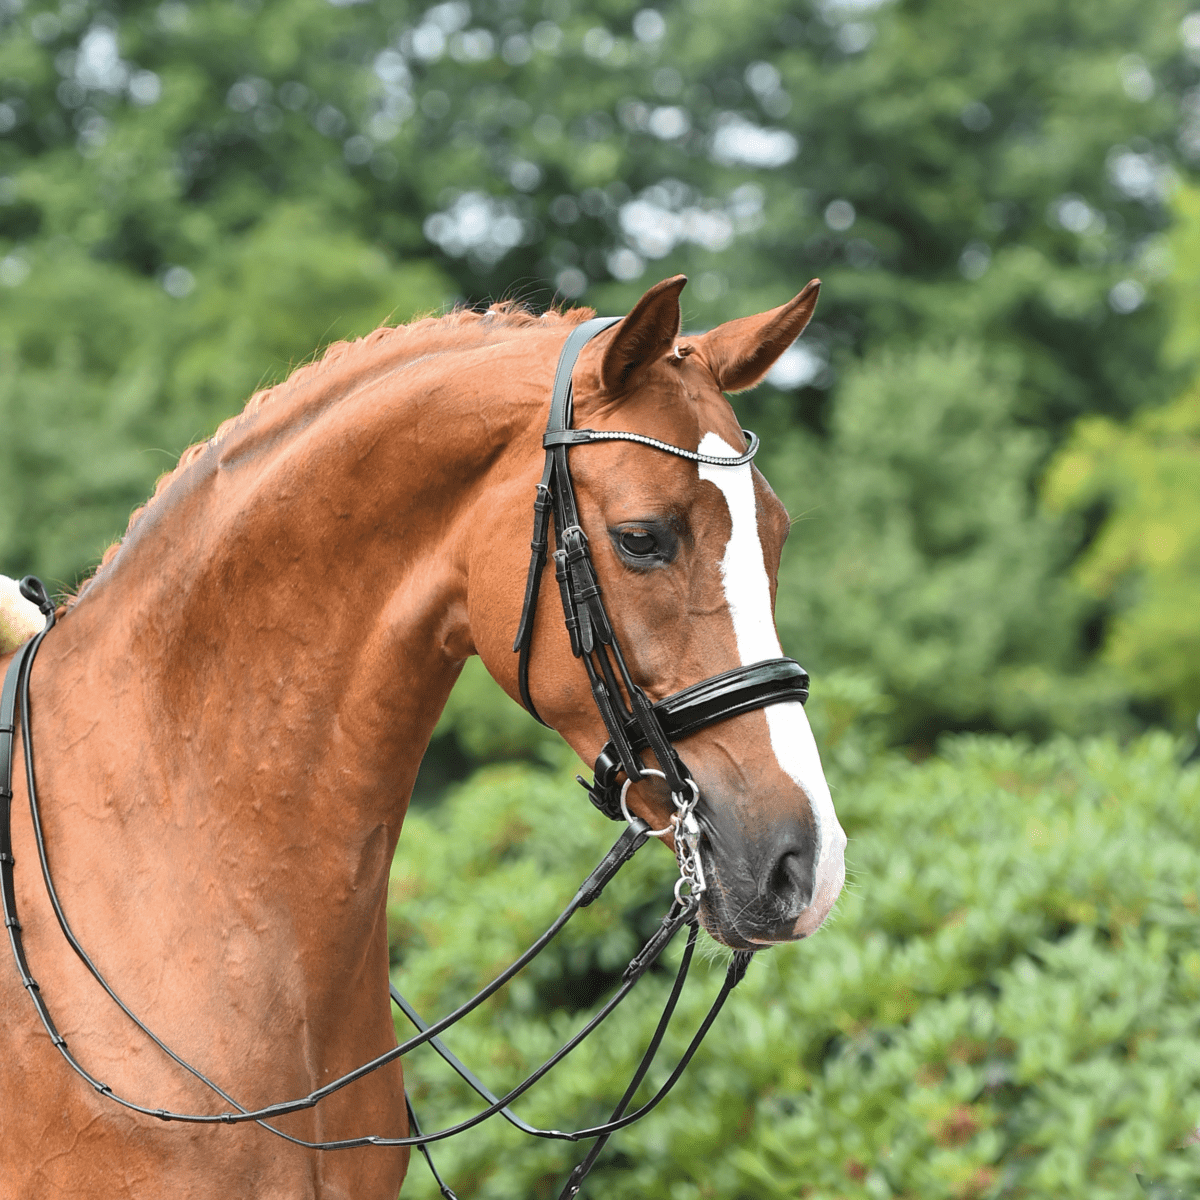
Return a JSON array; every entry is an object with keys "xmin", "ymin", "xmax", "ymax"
[
  {"xmin": 1, "ymin": 580, "xmax": 63, "ymax": 1048},
  {"xmin": 1, "ymin": 610, "xmax": 746, "ymax": 1184},
  {"xmin": 513, "ymin": 315, "xmax": 620, "ymax": 728},
  {"xmin": 1, "ymin": 645, "xmax": 654, "ymax": 1137}
]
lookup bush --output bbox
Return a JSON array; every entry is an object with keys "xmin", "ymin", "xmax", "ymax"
[{"xmin": 389, "ymin": 727, "xmax": 1200, "ymax": 1199}]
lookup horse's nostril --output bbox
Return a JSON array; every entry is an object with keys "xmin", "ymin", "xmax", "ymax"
[{"xmin": 769, "ymin": 850, "xmax": 815, "ymax": 916}]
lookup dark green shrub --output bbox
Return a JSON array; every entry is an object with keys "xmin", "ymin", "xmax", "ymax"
[{"xmin": 390, "ymin": 728, "xmax": 1200, "ymax": 1198}]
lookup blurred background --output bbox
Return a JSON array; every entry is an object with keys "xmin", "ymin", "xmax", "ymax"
[{"xmin": 3, "ymin": 0, "xmax": 1200, "ymax": 1195}]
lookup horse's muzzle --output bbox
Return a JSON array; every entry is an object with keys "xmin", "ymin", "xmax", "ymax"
[{"xmin": 697, "ymin": 808, "xmax": 843, "ymax": 948}]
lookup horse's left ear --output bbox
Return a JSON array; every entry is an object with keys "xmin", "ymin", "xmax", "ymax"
[
  {"xmin": 600, "ymin": 274, "xmax": 687, "ymax": 395},
  {"xmin": 696, "ymin": 280, "xmax": 821, "ymax": 393}
]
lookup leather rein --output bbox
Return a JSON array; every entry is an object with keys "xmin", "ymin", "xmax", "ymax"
[{"xmin": 0, "ymin": 316, "xmax": 811, "ymax": 1199}]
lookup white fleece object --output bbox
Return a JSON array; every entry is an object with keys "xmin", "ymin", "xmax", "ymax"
[{"xmin": 0, "ymin": 575, "xmax": 43, "ymax": 653}]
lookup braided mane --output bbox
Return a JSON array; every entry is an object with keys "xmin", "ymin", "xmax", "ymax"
[{"xmin": 71, "ymin": 301, "xmax": 595, "ymax": 604}]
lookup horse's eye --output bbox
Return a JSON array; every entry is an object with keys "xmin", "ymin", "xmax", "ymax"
[
  {"xmin": 611, "ymin": 520, "xmax": 678, "ymax": 568},
  {"xmin": 619, "ymin": 531, "xmax": 659, "ymax": 558}
]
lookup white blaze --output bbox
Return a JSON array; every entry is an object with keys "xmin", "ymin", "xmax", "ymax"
[{"xmin": 696, "ymin": 433, "xmax": 845, "ymax": 932}]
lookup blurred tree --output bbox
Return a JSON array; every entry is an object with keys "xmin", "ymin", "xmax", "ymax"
[
  {"xmin": 1045, "ymin": 386, "xmax": 1200, "ymax": 727},
  {"xmin": 0, "ymin": 202, "xmax": 447, "ymax": 583},
  {"xmin": 1, "ymin": 0, "xmax": 1195, "ymax": 736},
  {"xmin": 0, "ymin": 0, "xmax": 455, "ymax": 585},
  {"xmin": 770, "ymin": 343, "xmax": 1118, "ymax": 743},
  {"xmin": 1044, "ymin": 182, "xmax": 1200, "ymax": 729}
]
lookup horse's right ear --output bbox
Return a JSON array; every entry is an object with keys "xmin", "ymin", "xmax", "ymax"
[
  {"xmin": 696, "ymin": 280, "xmax": 820, "ymax": 393},
  {"xmin": 600, "ymin": 275, "xmax": 687, "ymax": 395}
]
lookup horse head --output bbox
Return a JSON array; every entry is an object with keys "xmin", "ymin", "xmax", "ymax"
[{"xmin": 472, "ymin": 275, "xmax": 846, "ymax": 950}]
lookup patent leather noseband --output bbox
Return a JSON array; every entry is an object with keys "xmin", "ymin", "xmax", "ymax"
[{"xmin": 511, "ymin": 316, "xmax": 811, "ymax": 821}]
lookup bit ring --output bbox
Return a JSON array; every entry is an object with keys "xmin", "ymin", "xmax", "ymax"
[{"xmin": 619, "ymin": 769, "xmax": 675, "ymax": 836}]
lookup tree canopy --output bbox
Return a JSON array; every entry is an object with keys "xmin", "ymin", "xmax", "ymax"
[
  {"xmin": 1045, "ymin": 181, "xmax": 1200, "ymax": 728},
  {"xmin": 2, "ymin": 0, "xmax": 1198, "ymax": 738}
]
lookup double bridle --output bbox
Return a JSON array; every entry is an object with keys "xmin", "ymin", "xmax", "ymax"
[
  {"xmin": 0, "ymin": 316, "xmax": 812, "ymax": 1199},
  {"xmin": 515, "ymin": 317, "xmax": 809, "ymax": 826}
]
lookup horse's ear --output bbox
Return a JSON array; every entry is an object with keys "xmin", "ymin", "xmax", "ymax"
[
  {"xmin": 697, "ymin": 280, "xmax": 821, "ymax": 394},
  {"xmin": 600, "ymin": 274, "xmax": 687, "ymax": 394}
]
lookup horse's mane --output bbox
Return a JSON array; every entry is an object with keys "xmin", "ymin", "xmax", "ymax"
[{"xmin": 70, "ymin": 301, "xmax": 595, "ymax": 605}]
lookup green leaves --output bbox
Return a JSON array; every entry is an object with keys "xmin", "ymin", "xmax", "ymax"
[
  {"xmin": 391, "ymin": 731, "xmax": 1200, "ymax": 1199},
  {"xmin": 0, "ymin": 214, "xmax": 453, "ymax": 584},
  {"xmin": 1044, "ymin": 182, "xmax": 1200, "ymax": 728},
  {"xmin": 767, "ymin": 342, "xmax": 1105, "ymax": 740}
]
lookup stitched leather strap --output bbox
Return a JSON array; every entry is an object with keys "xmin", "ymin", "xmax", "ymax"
[
  {"xmin": 513, "ymin": 319, "xmax": 809, "ymax": 820},
  {"xmin": 512, "ymin": 317, "xmax": 621, "ymax": 725},
  {"xmin": 586, "ymin": 658, "xmax": 810, "ymax": 818}
]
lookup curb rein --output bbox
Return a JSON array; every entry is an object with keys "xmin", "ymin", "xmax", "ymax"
[{"xmin": 0, "ymin": 317, "xmax": 812, "ymax": 1199}]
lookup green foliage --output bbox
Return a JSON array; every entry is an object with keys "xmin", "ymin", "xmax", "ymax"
[
  {"xmin": 0, "ymin": 204, "xmax": 449, "ymax": 585},
  {"xmin": 1043, "ymin": 182, "xmax": 1200, "ymax": 727},
  {"xmin": 0, "ymin": 0, "xmax": 456, "ymax": 586},
  {"xmin": 2, "ymin": 0, "xmax": 1198, "ymax": 732},
  {"xmin": 391, "ymin": 731, "xmax": 1200, "ymax": 1199},
  {"xmin": 1163, "ymin": 182, "xmax": 1200, "ymax": 370},
  {"xmin": 769, "ymin": 342, "xmax": 1119, "ymax": 741},
  {"xmin": 1045, "ymin": 381, "xmax": 1200, "ymax": 727}
]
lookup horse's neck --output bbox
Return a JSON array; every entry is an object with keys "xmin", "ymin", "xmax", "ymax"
[{"xmin": 26, "ymin": 341, "xmax": 532, "ymax": 975}]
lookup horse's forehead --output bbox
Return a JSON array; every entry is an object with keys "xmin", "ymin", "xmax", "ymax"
[
  {"xmin": 571, "ymin": 373, "xmax": 784, "ymax": 532},
  {"xmin": 574, "ymin": 344, "xmax": 728, "ymax": 418}
]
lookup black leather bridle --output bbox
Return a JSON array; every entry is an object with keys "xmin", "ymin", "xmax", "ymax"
[
  {"xmin": 513, "ymin": 315, "xmax": 810, "ymax": 822},
  {"xmin": 0, "ymin": 315, "xmax": 814, "ymax": 1199}
]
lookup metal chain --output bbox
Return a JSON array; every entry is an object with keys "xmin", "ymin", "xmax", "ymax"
[{"xmin": 671, "ymin": 789, "xmax": 707, "ymax": 905}]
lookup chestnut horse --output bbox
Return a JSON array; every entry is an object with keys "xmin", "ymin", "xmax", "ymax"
[{"xmin": 0, "ymin": 275, "xmax": 844, "ymax": 1198}]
